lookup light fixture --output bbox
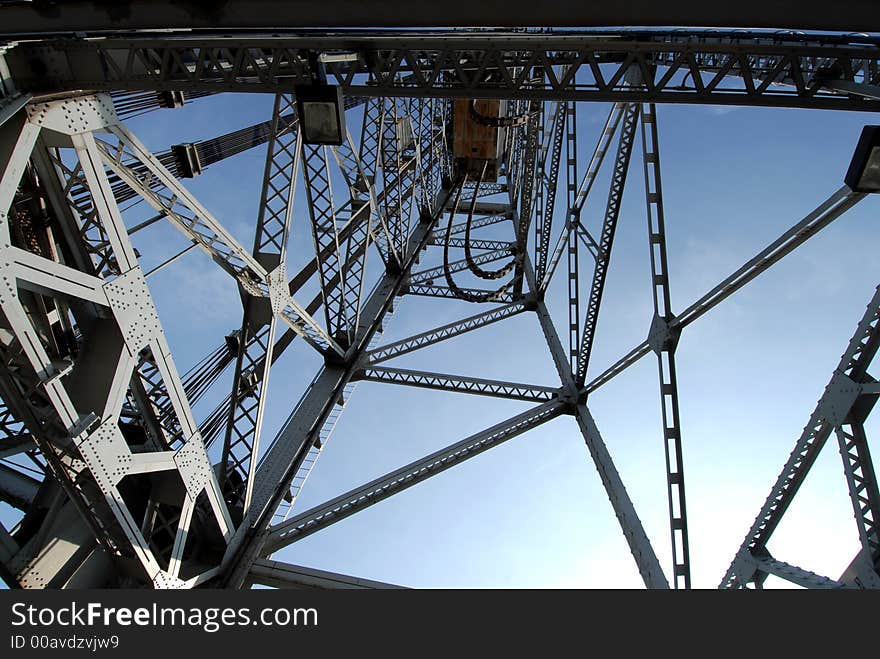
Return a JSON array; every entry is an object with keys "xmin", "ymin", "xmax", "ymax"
[
  {"xmin": 294, "ymin": 83, "xmax": 347, "ymax": 146},
  {"xmin": 845, "ymin": 125, "xmax": 880, "ymax": 193}
]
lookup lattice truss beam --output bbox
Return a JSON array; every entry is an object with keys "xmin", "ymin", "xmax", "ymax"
[
  {"xmin": 0, "ymin": 32, "xmax": 878, "ymax": 590},
  {"xmin": 0, "ymin": 95, "xmax": 234, "ymax": 589},
  {"xmin": 6, "ymin": 31, "xmax": 880, "ymax": 111},
  {"xmin": 0, "ymin": 74, "xmax": 444, "ymax": 587},
  {"xmin": 721, "ymin": 285, "xmax": 880, "ymax": 590}
]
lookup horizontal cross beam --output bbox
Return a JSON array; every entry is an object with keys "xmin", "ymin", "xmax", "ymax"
[
  {"xmin": 404, "ymin": 283, "xmax": 516, "ymax": 303},
  {"xmin": 7, "ymin": 33, "xmax": 880, "ymax": 111},
  {"xmin": 263, "ymin": 401, "xmax": 564, "ymax": 553},
  {"xmin": 364, "ymin": 302, "xmax": 527, "ymax": 365},
  {"xmin": 355, "ymin": 367, "xmax": 558, "ymax": 403}
]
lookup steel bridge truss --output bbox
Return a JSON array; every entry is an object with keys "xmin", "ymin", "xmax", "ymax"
[{"xmin": 0, "ymin": 27, "xmax": 878, "ymax": 590}]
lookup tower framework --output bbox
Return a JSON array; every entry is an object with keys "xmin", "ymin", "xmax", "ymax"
[{"xmin": 0, "ymin": 11, "xmax": 879, "ymax": 589}]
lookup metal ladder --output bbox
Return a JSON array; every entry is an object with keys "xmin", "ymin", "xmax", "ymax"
[{"xmin": 270, "ymin": 298, "xmax": 402, "ymax": 524}]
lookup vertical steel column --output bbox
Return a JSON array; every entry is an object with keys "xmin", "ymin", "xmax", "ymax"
[
  {"xmin": 640, "ymin": 103, "xmax": 691, "ymax": 589},
  {"xmin": 534, "ymin": 103, "xmax": 545, "ymax": 282},
  {"xmin": 359, "ymin": 97, "xmax": 384, "ymax": 185},
  {"xmin": 539, "ymin": 102, "xmax": 625, "ymax": 294},
  {"xmin": 380, "ymin": 99, "xmax": 409, "ymax": 258},
  {"xmin": 564, "ymin": 101, "xmax": 580, "ymax": 376},
  {"xmin": 513, "ymin": 102, "xmax": 540, "ymax": 298},
  {"xmin": 222, "ymin": 93, "xmax": 300, "ymax": 514},
  {"xmin": 536, "ymin": 102, "xmax": 564, "ymax": 283},
  {"xmin": 575, "ymin": 102, "xmax": 639, "ymax": 385},
  {"xmin": 302, "ymin": 142, "xmax": 349, "ymax": 340},
  {"xmin": 330, "ymin": 137, "xmax": 375, "ymax": 343}
]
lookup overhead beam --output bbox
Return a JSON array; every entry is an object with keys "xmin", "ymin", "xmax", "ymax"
[
  {"xmin": 1, "ymin": 3, "xmax": 878, "ymax": 34},
  {"xmin": 7, "ymin": 33, "xmax": 880, "ymax": 112}
]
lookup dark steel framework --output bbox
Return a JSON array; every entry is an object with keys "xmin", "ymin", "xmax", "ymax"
[{"xmin": 0, "ymin": 21, "xmax": 878, "ymax": 589}]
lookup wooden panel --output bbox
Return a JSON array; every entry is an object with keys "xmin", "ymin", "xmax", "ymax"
[{"xmin": 452, "ymin": 99, "xmax": 504, "ymax": 182}]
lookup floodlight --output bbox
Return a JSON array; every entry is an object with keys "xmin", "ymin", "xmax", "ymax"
[
  {"xmin": 845, "ymin": 125, "xmax": 880, "ymax": 193},
  {"xmin": 294, "ymin": 84, "xmax": 346, "ymax": 146}
]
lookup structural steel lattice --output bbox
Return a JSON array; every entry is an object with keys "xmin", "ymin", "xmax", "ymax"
[{"xmin": 0, "ymin": 14, "xmax": 878, "ymax": 590}]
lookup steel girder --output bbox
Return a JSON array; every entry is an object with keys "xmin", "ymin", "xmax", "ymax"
[
  {"xmin": 409, "ymin": 248, "xmax": 512, "ymax": 285},
  {"xmin": 2, "ymin": 25, "xmax": 878, "ymax": 590},
  {"xmin": 533, "ymin": 102, "xmax": 563, "ymax": 285},
  {"xmin": 93, "ymin": 124, "xmax": 343, "ymax": 356},
  {"xmin": 0, "ymin": 97, "xmax": 235, "ymax": 588},
  {"xmin": 0, "ymin": 462, "xmax": 39, "ymax": 510},
  {"xmin": 512, "ymin": 101, "xmax": 541, "ymax": 297},
  {"xmin": 379, "ymin": 99, "xmax": 408, "ymax": 259},
  {"xmin": 302, "ymin": 143, "xmax": 353, "ymax": 341},
  {"xmin": 194, "ymin": 140, "xmax": 430, "ymax": 456},
  {"xmin": 540, "ymin": 102, "xmax": 626, "ymax": 294},
  {"xmin": 247, "ymin": 558, "xmax": 402, "ymax": 589},
  {"xmin": 263, "ymin": 401, "xmax": 565, "ymax": 553},
  {"xmin": 721, "ymin": 284, "xmax": 880, "ymax": 589},
  {"xmin": 4, "ymin": 86, "xmax": 436, "ymax": 585},
  {"xmin": 515, "ymin": 254, "xmax": 670, "ymax": 589},
  {"xmin": 638, "ymin": 103, "xmax": 691, "ymax": 589},
  {"xmin": 0, "ymin": 85, "xmax": 440, "ymax": 588},
  {"xmin": 221, "ymin": 187, "xmax": 453, "ymax": 587},
  {"xmin": 429, "ymin": 236, "xmax": 515, "ymax": 251},
  {"xmin": 405, "ymin": 284, "xmax": 516, "ymax": 304},
  {"xmin": 221, "ymin": 93, "xmax": 299, "ymax": 514},
  {"xmin": 835, "ymin": 422, "xmax": 880, "ymax": 577},
  {"xmin": 3, "ymin": 2, "xmax": 880, "ymax": 33},
  {"xmin": 739, "ymin": 554, "xmax": 849, "ymax": 589},
  {"xmin": 572, "ymin": 403, "xmax": 670, "ymax": 589},
  {"xmin": 444, "ymin": 213, "xmax": 510, "ymax": 237},
  {"xmin": 363, "ymin": 302, "xmax": 527, "ymax": 365},
  {"xmin": 574, "ymin": 102, "xmax": 640, "ymax": 385},
  {"xmin": 355, "ymin": 366, "xmax": 559, "ymax": 403},
  {"xmin": 586, "ymin": 186, "xmax": 866, "ymax": 395},
  {"xmin": 565, "ymin": 101, "xmax": 580, "ymax": 375},
  {"xmin": 5, "ymin": 32, "xmax": 880, "ymax": 112},
  {"xmin": 66, "ymin": 94, "xmax": 367, "ymax": 206}
]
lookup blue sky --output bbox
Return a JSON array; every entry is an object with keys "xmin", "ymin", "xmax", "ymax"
[{"xmin": 2, "ymin": 86, "xmax": 879, "ymax": 589}]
